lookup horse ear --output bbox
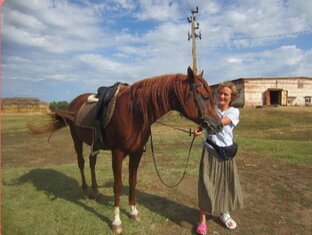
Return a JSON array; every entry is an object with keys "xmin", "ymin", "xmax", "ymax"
[
  {"xmin": 187, "ymin": 66, "xmax": 194, "ymax": 81},
  {"xmin": 199, "ymin": 70, "xmax": 204, "ymax": 78}
]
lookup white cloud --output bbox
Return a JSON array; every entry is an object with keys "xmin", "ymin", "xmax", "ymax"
[
  {"xmin": 266, "ymin": 46, "xmax": 312, "ymax": 76},
  {"xmin": 227, "ymin": 57, "xmax": 242, "ymax": 65},
  {"xmin": 2, "ymin": 0, "xmax": 312, "ymax": 101},
  {"xmin": 201, "ymin": 44, "xmax": 312, "ymax": 85},
  {"xmin": 288, "ymin": 0, "xmax": 312, "ymax": 22},
  {"xmin": 114, "ymin": 0, "xmax": 136, "ymax": 9},
  {"xmin": 135, "ymin": 0, "xmax": 181, "ymax": 21},
  {"xmin": 3, "ymin": 0, "xmax": 109, "ymax": 53},
  {"xmin": 278, "ymin": 45, "xmax": 304, "ymax": 66},
  {"xmin": 201, "ymin": 2, "xmax": 220, "ymax": 14},
  {"xmin": 77, "ymin": 54, "xmax": 123, "ymax": 71},
  {"xmin": 6, "ymin": 9, "xmax": 46, "ymax": 30},
  {"xmin": 7, "ymin": 56, "xmax": 32, "ymax": 64},
  {"xmin": 200, "ymin": 0, "xmax": 311, "ymax": 48}
]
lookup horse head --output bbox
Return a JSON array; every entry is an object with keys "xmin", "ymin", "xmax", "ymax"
[{"xmin": 176, "ymin": 67, "xmax": 223, "ymax": 134}]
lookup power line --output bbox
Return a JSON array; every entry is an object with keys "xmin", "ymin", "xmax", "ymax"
[
  {"xmin": 205, "ymin": 29, "xmax": 312, "ymax": 46},
  {"xmin": 202, "ymin": 28, "xmax": 312, "ymax": 49},
  {"xmin": 230, "ymin": 29, "xmax": 312, "ymax": 41}
]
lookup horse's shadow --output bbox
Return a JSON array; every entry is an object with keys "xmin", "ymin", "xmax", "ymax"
[
  {"xmin": 131, "ymin": 187, "xmax": 220, "ymax": 232},
  {"xmin": 16, "ymin": 168, "xmax": 112, "ymax": 225},
  {"xmin": 16, "ymin": 168, "xmax": 217, "ymax": 232}
]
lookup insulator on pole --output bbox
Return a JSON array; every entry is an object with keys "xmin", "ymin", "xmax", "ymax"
[{"xmin": 187, "ymin": 6, "xmax": 201, "ymax": 75}]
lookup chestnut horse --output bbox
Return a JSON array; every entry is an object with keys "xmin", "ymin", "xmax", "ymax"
[{"xmin": 28, "ymin": 67, "xmax": 222, "ymax": 233}]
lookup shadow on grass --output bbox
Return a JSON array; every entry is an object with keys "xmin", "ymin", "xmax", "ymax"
[
  {"xmin": 102, "ymin": 181, "xmax": 221, "ymax": 233},
  {"xmin": 136, "ymin": 189, "xmax": 222, "ymax": 232},
  {"xmin": 16, "ymin": 169, "xmax": 219, "ymax": 232},
  {"xmin": 16, "ymin": 168, "xmax": 113, "ymax": 226}
]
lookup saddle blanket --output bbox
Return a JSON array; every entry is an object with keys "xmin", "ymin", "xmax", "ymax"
[
  {"xmin": 76, "ymin": 102, "xmax": 97, "ymax": 129},
  {"xmin": 76, "ymin": 84, "xmax": 125, "ymax": 129}
]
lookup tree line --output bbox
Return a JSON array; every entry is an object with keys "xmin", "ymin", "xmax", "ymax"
[
  {"xmin": 49, "ymin": 101, "xmax": 69, "ymax": 111},
  {"xmin": 1, "ymin": 97, "xmax": 69, "ymax": 111}
]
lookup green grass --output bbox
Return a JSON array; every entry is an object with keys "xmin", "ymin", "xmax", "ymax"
[
  {"xmin": 2, "ymin": 161, "xmax": 192, "ymax": 235},
  {"xmin": 237, "ymin": 137, "xmax": 311, "ymax": 165},
  {"xmin": 2, "ymin": 165, "xmax": 117, "ymax": 235},
  {"xmin": 1, "ymin": 114, "xmax": 53, "ymax": 134},
  {"xmin": 235, "ymin": 107, "xmax": 312, "ymax": 165},
  {"xmin": 237, "ymin": 107, "xmax": 312, "ymax": 141},
  {"xmin": 2, "ymin": 107, "xmax": 312, "ymax": 234}
]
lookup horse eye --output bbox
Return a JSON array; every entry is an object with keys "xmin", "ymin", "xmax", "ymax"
[{"xmin": 202, "ymin": 95, "xmax": 210, "ymax": 100}]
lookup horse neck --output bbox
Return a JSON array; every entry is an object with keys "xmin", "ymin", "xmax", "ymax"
[{"xmin": 130, "ymin": 74, "xmax": 185, "ymax": 124}]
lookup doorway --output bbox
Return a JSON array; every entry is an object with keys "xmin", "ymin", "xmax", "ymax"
[
  {"xmin": 264, "ymin": 89, "xmax": 288, "ymax": 106},
  {"xmin": 270, "ymin": 90, "xmax": 280, "ymax": 105}
]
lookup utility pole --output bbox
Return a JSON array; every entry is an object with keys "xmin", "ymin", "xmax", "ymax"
[{"xmin": 188, "ymin": 6, "xmax": 201, "ymax": 75}]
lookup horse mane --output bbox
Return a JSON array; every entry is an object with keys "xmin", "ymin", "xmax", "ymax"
[{"xmin": 129, "ymin": 73, "xmax": 189, "ymax": 124}]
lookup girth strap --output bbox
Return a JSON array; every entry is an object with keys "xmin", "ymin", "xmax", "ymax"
[{"xmin": 93, "ymin": 82, "xmax": 123, "ymax": 151}]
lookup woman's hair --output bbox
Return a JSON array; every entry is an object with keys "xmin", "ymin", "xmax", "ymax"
[{"xmin": 218, "ymin": 81, "xmax": 238, "ymax": 105}]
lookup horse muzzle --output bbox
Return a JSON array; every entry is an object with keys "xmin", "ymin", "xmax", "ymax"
[{"xmin": 199, "ymin": 116, "xmax": 223, "ymax": 134}]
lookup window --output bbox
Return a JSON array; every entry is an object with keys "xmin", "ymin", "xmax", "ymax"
[
  {"xmin": 304, "ymin": 96, "xmax": 312, "ymax": 106},
  {"xmin": 287, "ymin": 96, "xmax": 296, "ymax": 106}
]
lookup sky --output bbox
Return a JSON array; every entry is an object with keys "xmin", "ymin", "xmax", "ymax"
[{"xmin": 2, "ymin": 0, "xmax": 312, "ymax": 102}]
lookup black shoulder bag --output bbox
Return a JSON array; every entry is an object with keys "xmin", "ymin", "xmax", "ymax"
[{"xmin": 206, "ymin": 138, "xmax": 238, "ymax": 161}]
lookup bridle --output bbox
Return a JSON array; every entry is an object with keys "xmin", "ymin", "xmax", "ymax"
[{"xmin": 190, "ymin": 81, "xmax": 221, "ymax": 133}]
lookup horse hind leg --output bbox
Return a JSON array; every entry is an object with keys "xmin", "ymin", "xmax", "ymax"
[
  {"xmin": 70, "ymin": 127, "xmax": 88, "ymax": 192},
  {"xmin": 89, "ymin": 152, "xmax": 99, "ymax": 197}
]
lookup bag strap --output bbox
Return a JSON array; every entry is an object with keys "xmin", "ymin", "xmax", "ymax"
[{"xmin": 205, "ymin": 138, "xmax": 219, "ymax": 150}]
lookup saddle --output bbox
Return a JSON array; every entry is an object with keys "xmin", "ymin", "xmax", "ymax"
[{"xmin": 76, "ymin": 83, "xmax": 128, "ymax": 152}]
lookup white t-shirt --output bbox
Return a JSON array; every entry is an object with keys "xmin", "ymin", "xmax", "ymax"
[{"xmin": 204, "ymin": 106, "xmax": 240, "ymax": 147}]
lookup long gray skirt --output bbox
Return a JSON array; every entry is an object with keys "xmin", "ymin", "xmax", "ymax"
[{"xmin": 198, "ymin": 146, "xmax": 244, "ymax": 215}]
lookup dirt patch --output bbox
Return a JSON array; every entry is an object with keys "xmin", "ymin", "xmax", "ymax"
[
  {"xmin": 2, "ymin": 129, "xmax": 312, "ymax": 235},
  {"xmin": 236, "ymin": 157, "xmax": 312, "ymax": 235},
  {"xmin": 1, "ymin": 129, "xmax": 77, "ymax": 167}
]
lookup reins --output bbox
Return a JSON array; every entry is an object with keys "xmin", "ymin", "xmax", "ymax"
[
  {"xmin": 148, "ymin": 71, "xmax": 212, "ymax": 188},
  {"xmin": 155, "ymin": 121, "xmax": 192, "ymax": 136},
  {"xmin": 150, "ymin": 123, "xmax": 196, "ymax": 188}
]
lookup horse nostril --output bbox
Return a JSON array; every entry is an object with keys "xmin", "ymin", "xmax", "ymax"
[{"xmin": 202, "ymin": 121, "xmax": 211, "ymax": 130}]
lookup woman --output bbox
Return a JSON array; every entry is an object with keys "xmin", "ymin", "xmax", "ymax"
[{"xmin": 194, "ymin": 81, "xmax": 243, "ymax": 235}]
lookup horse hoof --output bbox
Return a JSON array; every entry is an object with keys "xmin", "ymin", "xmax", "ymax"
[
  {"xmin": 112, "ymin": 224, "xmax": 123, "ymax": 234},
  {"xmin": 89, "ymin": 190, "xmax": 100, "ymax": 200},
  {"xmin": 82, "ymin": 187, "xmax": 88, "ymax": 195},
  {"xmin": 130, "ymin": 214, "xmax": 141, "ymax": 222}
]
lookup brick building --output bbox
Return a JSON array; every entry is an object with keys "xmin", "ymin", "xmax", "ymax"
[{"xmin": 210, "ymin": 77, "xmax": 312, "ymax": 107}]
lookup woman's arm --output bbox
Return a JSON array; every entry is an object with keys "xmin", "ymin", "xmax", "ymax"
[{"xmin": 221, "ymin": 117, "xmax": 232, "ymax": 126}]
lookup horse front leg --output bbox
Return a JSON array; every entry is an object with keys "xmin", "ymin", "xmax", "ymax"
[
  {"xmin": 128, "ymin": 150, "xmax": 143, "ymax": 221},
  {"xmin": 111, "ymin": 149, "xmax": 126, "ymax": 234}
]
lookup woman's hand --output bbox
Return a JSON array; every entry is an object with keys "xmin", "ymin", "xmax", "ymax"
[{"xmin": 193, "ymin": 127, "xmax": 203, "ymax": 137}]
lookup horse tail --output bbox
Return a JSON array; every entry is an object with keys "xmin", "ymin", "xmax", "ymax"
[{"xmin": 27, "ymin": 110, "xmax": 75, "ymax": 138}]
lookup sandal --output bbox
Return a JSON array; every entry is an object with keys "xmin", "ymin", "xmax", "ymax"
[
  {"xmin": 220, "ymin": 213, "xmax": 237, "ymax": 230},
  {"xmin": 196, "ymin": 223, "xmax": 207, "ymax": 235}
]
